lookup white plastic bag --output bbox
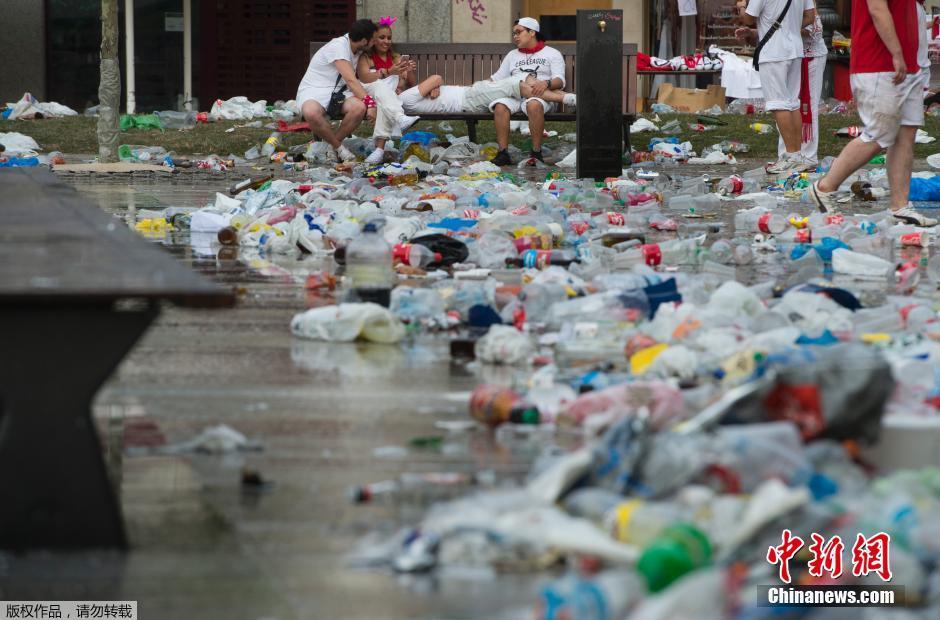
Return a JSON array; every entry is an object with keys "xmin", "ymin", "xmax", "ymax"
[
  {"xmin": 474, "ymin": 324, "xmax": 534, "ymax": 364},
  {"xmin": 0, "ymin": 132, "xmax": 40, "ymax": 155},
  {"xmin": 291, "ymin": 303, "xmax": 405, "ymax": 343}
]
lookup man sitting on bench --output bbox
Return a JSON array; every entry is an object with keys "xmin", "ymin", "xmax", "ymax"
[
  {"xmin": 296, "ymin": 19, "xmax": 378, "ymax": 164},
  {"xmin": 399, "ymin": 74, "xmax": 575, "ymax": 120},
  {"xmin": 489, "ymin": 17, "xmax": 566, "ymax": 166}
]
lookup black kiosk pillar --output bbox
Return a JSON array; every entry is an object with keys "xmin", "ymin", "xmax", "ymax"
[{"xmin": 576, "ymin": 9, "xmax": 624, "ymax": 180}]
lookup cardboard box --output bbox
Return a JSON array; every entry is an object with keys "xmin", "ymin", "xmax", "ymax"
[{"xmin": 656, "ymin": 83, "xmax": 726, "ymax": 112}]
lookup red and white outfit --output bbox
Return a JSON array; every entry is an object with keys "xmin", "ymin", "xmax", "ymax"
[
  {"xmin": 489, "ymin": 42, "xmax": 566, "ymax": 116},
  {"xmin": 778, "ymin": 12, "xmax": 828, "ymax": 164},
  {"xmin": 850, "ymin": 0, "xmax": 921, "ymax": 148}
]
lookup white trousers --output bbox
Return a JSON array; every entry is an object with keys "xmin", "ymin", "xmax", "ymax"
[
  {"xmin": 364, "ymin": 76, "xmax": 405, "ymax": 141},
  {"xmin": 777, "ymin": 55, "xmax": 827, "ymax": 164}
]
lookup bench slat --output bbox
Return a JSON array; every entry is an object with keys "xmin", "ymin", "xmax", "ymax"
[{"xmin": 0, "ymin": 169, "xmax": 235, "ymax": 308}]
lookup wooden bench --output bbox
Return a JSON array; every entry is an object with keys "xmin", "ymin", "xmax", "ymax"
[
  {"xmin": 309, "ymin": 42, "xmax": 638, "ymax": 147},
  {"xmin": 0, "ymin": 168, "xmax": 235, "ymax": 551}
]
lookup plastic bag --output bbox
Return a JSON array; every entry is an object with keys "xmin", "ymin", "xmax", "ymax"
[
  {"xmin": 119, "ymin": 114, "xmax": 164, "ymax": 131},
  {"xmin": 290, "ymin": 303, "xmax": 405, "ymax": 343},
  {"xmin": 0, "ymin": 132, "xmax": 40, "ymax": 155},
  {"xmin": 474, "ymin": 324, "xmax": 533, "ymax": 365}
]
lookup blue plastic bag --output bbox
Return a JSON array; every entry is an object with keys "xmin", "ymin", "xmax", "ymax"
[
  {"xmin": 909, "ymin": 176, "xmax": 940, "ymax": 201},
  {"xmin": 400, "ymin": 131, "xmax": 437, "ymax": 147}
]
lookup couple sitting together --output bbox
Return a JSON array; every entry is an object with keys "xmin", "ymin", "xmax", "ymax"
[{"xmin": 295, "ymin": 16, "xmax": 576, "ymax": 166}]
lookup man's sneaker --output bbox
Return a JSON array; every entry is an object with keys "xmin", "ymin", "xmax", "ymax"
[
  {"xmin": 336, "ymin": 145, "xmax": 357, "ymax": 162},
  {"xmin": 490, "ymin": 149, "xmax": 512, "ymax": 166},
  {"xmin": 893, "ymin": 205, "xmax": 938, "ymax": 227},
  {"xmin": 562, "ymin": 93, "xmax": 577, "ymax": 108},
  {"xmin": 399, "ymin": 114, "xmax": 419, "ymax": 133},
  {"xmin": 809, "ymin": 180, "xmax": 838, "ymax": 213},
  {"xmin": 323, "ymin": 147, "xmax": 339, "ymax": 165},
  {"xmin": 765, "ymin": 153, "xmax": 802, "ymax": 175},
  {"xmin": 529, "ymin": 150, "xmax": 544, "ymax": 163},
  {"xmin": 364, "ymin": 147, "xmax": 385, "ymax": 165}
]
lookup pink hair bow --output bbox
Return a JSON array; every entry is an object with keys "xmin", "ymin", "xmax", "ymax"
[{"xmin": 378, "ymin": 16, "xmax": 397, "ymax": 27}]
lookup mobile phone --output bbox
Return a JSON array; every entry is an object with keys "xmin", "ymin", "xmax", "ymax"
[{"xmin": 400, "ymin": 55, "xmax": 410, "ymax": 61}]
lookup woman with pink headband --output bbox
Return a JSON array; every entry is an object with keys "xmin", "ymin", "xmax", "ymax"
[
  {"xmin": 358, "ymin": 16, "xmax": 417, "ymax": 94},
  {"xmin": 356, "ymin": 16, "xmax": 420, "ymax": 165}
]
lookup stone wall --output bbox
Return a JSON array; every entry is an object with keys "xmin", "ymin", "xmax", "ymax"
[{"xmin": 357, "ymin": 0, "xmax": 452, "ymax": 43}]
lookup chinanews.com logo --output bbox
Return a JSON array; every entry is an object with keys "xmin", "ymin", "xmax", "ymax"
[{"xmin": 758, "ymin": 530, "xmax": 904, "ymax": 607}]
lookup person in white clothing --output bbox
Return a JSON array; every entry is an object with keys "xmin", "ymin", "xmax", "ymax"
[
  {"xmin": 489, "ymin": 17, "xmax": 566, "ymax": 166},
  {"xmin": 917, "ymin": 0, "xmax": 932, "ymax": 93},
  {"xmin": 765, "ymin": 2, "xmax": 828, "ymax": 165},
  {"xmin": 355, "ymin": 16, "xmax": 420, "ymax": 165},
  {"xmin": 295, "ymin": 20, "xmax": 378, "ymax": 163},
  {"xmin": 738, "ymin": 0, "xmax": 817, "ymax": 174},
  {"xmin": 399, "ymin": 74, "xmax": 576, "ymax": 116}
]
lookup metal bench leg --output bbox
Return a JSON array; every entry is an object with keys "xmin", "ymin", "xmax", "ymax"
[
  {"xmin": 623, "ymin": 116, "xmax": 633, "ymax": 155},
  {"xmin": 467, "ymin": 120, "xmax": 478, "ymax": 144},
  {"xmin": 0, "ymin": 301, "xmax": 159, "ymax": 550}
]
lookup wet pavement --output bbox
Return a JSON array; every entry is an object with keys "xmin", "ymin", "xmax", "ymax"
[
  {"xmin": 2, "ymin": 165, "xmax": 939, "ymax": 619},
  {"xmin": 0, "ymin": 174, "xmax": 543, "ymax": 619}
]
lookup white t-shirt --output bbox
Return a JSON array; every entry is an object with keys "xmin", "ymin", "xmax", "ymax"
[
  {"xmin": 400, "ymin": 85, "xmax": 465, "ymax": 114},
  {"xmin": 746, "ymin": 0, "xmax": 815, "ymax": 63},
  {"xmin": 297, "ymin": 35, "xmax": 360, "ymax": 93},
  {"xmin": 917, "ymin": 2, "xmax": 930, "ymax": 71},
  {"xmin": 490, "ymin": 45, "xmax": 566, "ymax": 87}
]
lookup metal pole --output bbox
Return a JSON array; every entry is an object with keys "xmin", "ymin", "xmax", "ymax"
[
  {"xmin": 124, "ymin": 0, "xmax": 135, "ymax": 114},
  {"xmin": 183, "ymin": 0, "xmax": 192, "ymax": 111}
]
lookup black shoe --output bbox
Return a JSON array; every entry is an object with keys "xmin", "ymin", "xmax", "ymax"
[
  {"xmin": 529, "ymin": 150, "xmax": 544, "ymax": 163},
  {"xmin": 490, "ymin": 149, "xmax": 512, "ymax": 166}
]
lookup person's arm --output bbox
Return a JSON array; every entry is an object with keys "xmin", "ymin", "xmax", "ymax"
[
  {"xmin": 417, "ymin": 75, "xmax": 443, "ymax": 97},
  {"xmin": 802, "ymin": 9, "xmax": 816, "ymax": 27},
  {"xmin": 739, "ymin": 0, "xmax": 757, "ymax": 27},
  {"xmin": 334, "ymin": 59, "xmax": 375, "ymax": 120},
  {"xmin": 867, "ymin": 0, "xmax": 907, "ymax": 83},
  {"xmin": 490, "ymin": 54, "xmax": 511, "ymax": 81},
  {"xmin": 531, "ymin": 52, "xmax": 565, "ymax": 96},
  {"xmin": 357, "ymin": 54, "xmax": 379, "ymax": 84}
]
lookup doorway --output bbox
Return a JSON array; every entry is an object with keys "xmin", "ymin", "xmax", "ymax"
[{"xmin": 523, "ymin": 0, "xmax": 613, "ymax": 42}]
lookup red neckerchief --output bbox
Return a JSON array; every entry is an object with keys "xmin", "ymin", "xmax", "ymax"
[
  {"xmin": 518, "ymin": 41, "xmax": 546, "ymax": 54},
  {"xmin": 371, "ymin": 51, "xmax": 394, "ymax": 71}
]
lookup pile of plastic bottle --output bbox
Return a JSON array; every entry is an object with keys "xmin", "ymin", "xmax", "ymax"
[{"xmin": 140, "ymin": 131, "xmax": 940, "ymax": 619}]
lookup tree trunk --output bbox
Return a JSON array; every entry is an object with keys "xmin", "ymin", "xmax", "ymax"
[{"xmin": 97, "ymin": 0, "xmax": 121, "ymax": 163}]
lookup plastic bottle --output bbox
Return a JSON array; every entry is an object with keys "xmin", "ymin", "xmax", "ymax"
[
  {"xmin": 506, "ymin": 249, "xmax": 580, "ymax": 269},
  {"xmin": 155, "ymin": 110, "xmax": 197, "ymax": 130},
  {"xmin": 835, "ymin": 126, "xmax": 862, "ymax": 138},
  {"xmin": 468, "ymin": 384, "xmax": 540, "ymax": 426},
  {"xmin": 888, "ymin": 225, "xmax": 930, "ymax": 247},
  {"xmin": 707, "ymin": 239, "xmax": 734, "ymax": 264},
  {"xmin": 261, "ymin": 132, "xmax": 282, "ymax": 158},
  {"xmin": 850, "ymin": 181, "xmax": 887, "ymax": 201},
  {"xmin": 534, "ymin": 570, "xmax": 644, "ymax": 620},
  {"xmin": 229, "ymin": 174, "xmax": 273, "ymax": 196},
  {"xmin": 716, "ymin": 175, "xmax": 753, "ymax": 196},
  {"xmin": 637, "ymin": 523, "xmax": 712, "ymax": 593},
  {"xmin": 733, "ymin": 207, "xmax": 786, "ymax": 234},
  {"xmin": 217, "ymin": 226, "xmax": 239, "ymax": 246},
  {"xmin": 776, "ymin": 228, "xmax": 813, "ymax": 244},
  {"xmin": 346, "ymin": 220, "xmax": 394, "ymax": 307},
  {"xmin": 392, "ymin": 243, "xmax": 442, "ymax": 268},
  {"xmin": 613, "ymin": 237, "xmax": 704, "ymax": 268}
]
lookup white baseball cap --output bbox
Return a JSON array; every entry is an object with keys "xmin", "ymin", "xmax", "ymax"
[{"xmin": 516, "ymin": 17, "xmax": 540, "ymax": 32}]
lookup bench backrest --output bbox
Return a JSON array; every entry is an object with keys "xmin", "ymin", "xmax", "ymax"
[{"xmin": 309, "ymin": 42, "xmax": 637, "ymax": 115}]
